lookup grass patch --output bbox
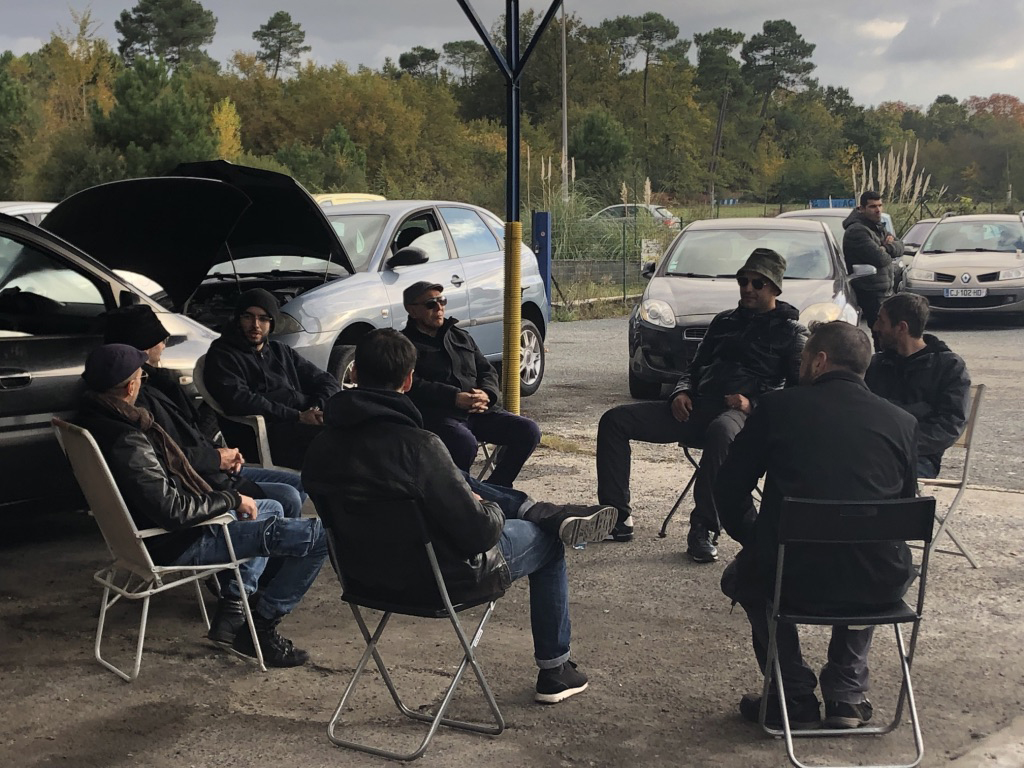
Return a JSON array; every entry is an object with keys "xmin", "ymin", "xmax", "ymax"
[
  {"xmin": 540, "ymin": 434, "xmax": 593, "ymax": 455},
  {"xmin": 553, "ymin": 298, "xmax": 637, "ymax": 321}
]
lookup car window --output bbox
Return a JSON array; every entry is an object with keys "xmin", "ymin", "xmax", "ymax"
[
  {"xmin": 663, "ymin": 229, "xmax": 833, "ymax": 279},
  {"xmin": 326, "ymin": 213, "xmax": 388, "ymax": 272},
  {"xmin": 654, "ymin": 207, "xmax": 673, "ymax": 218},
  {"xmin": 390, "ymin": 213, "xmax": 450, "ymax": 264},
  {"xmin": 597, "ymin": 206, "xmax": 624, "ymax": 219},
  {"xmin": 902, "ymin": 221, "xmax": 936, "ymax": 247},
  {"xmin": 0, "ymin": 234, "xmax": 107, "ymax": 337},
  {"xmin": 439, "ymin": 207, "xmax": 500, "ymax": 258},
  {"xmin": 923, "ymin": 221, "xmax": 1024, "ymax": 253}
]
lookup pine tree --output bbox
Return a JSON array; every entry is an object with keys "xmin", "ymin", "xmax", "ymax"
[{"xmin": 252, "ymin": 11, "xmax": 311, "ymax": 80}]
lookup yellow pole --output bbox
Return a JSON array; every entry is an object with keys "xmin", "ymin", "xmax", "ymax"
[{"xmin": 502, "ymin": 220, "xmax": 523, "ymax": 415}]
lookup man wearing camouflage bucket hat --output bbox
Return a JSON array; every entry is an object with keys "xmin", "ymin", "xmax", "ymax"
[{"xmin": 596, "ymin": 248, "xmax": 808, "ymax": 563}]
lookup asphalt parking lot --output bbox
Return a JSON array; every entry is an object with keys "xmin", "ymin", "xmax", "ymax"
[{"xmin": 1, "ymin": 314, "xmax": 1022, "ymax": 767}]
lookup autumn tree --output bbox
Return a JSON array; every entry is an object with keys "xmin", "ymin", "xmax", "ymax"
[
  {"xmin": 115, "ymin": 0, "xmax": 217, "ymax": 68},
  {"xmin": 211, "ymin": 97, "xmax": 241, "ymax": 160},
  {"xmin": 0, "ymin": 54, "xmax": 28, "ymax": 196},
  {"xmin": 253, "ymin": 11, "xmax": 310, "ymax": 79}
]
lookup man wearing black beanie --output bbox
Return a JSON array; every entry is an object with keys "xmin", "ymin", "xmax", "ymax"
[{"xmin": 203, "ymin": 289, "xmax": 341, "ymax": 470}]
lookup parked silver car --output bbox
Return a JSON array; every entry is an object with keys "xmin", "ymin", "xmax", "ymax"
[{"xmin": 591, "ymin": 204, "xmax": 682, "ymax": 230}]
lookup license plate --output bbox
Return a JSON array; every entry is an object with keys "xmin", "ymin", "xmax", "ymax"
[{"xmin": 943, "ymin": 288, "xmax": 987, "ymax": 298}]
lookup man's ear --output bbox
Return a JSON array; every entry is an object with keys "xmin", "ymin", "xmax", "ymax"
[{"xmin": 400, "ymin": 369, "xmax": 414, "ymax": 393}]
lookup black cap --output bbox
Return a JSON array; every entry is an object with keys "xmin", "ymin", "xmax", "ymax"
[
  {"xmin": 82, "ymin": 344, "xmax": 148, "ymax": 391},
  {"xmin": 403, "ymin": 281, "xmax": 444, "ymax": 307},
  {"xmin": 234, "ymin": 288, "xmax": 280, "ymax": 332},
  {"xmin": 103, "ymin": 305, "xmax": 170, "ymax": 350}
]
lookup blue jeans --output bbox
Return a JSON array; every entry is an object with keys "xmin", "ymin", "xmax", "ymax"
[
  {"xmin": 173, "ymin": 508, "xmax": 328, "ymax": 620},
  {"xmin": 499, "ymin": 519, "xmax": 570, "ymax": 668},
  {"xmin": 464, "ymin": 474, "xmax": 532, "ymax": 519},
  {"xmin": 240, "ymin": 466, "xmax": 306, "ymax": 519}
]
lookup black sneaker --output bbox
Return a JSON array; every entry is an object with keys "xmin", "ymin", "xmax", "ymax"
[
  {"xmin": 232, "ymin": 618, "xmax": 310, "ymax": 668},
  {"xmin": 686, "ymin": 522, "xmax": 719, "ymax": 563},
  {"xmin": 824, "ymin": 698, "xmax": 873, "ymax": 728},
  {"xmin": 604, "ymin": 514, "xmax": 634, "ymax": 542},
  {"xmin": 535, "ymin": 660, "xmax": 589, "ymax": 704},
  {"xmin": 739, "ymin": 692, "xmax": 821, "ymax": 730}
]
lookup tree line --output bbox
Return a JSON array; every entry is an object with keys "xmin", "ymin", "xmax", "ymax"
[{"xmin": 2, "ymin": 1, "xmax": 1023, "ymax": 217}]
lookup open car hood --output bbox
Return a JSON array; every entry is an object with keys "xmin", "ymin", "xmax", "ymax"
[{"xmin": 43, "ymin": 161, "xmax": 354, "ymax": 308}]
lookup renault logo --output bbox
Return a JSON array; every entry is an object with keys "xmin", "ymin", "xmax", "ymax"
[{"xmin": 960, "ymin": 273, "xmax": 971, "ymax": 283}]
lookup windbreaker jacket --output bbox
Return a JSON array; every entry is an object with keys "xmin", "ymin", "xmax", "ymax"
[
  {"xmin": 715, "ymin": 370, "xmax": 919, "ymax": 610},
  {"xmin": 302, "ymin": 388, "xmax": 510, "ymax": 606},
  {"xmin": 75, "ymin": 398, "xmax": 241, "ymax": 565},
  {"xmin": 865, "ymin": 334, "xmax": 970, "ymax": 475},
  {"xmin": 402, "ymin": 316, "xmax": 501, "ymax": 422},
  {"xmin": 842, "ymin": 209, "xmax": 904, "ymax": 294},
  {"xmin": 204, "ymin": 324, "xmax": 341, "ymax": 422},
  {"xmin": 670, "ymin": 301, "xmax": 808, "ymax": 405}
]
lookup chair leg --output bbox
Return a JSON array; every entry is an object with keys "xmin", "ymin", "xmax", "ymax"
[
  {"xmin": 228, "ymin": 564, "xmax": 266, "ymax": 672},
  {"xmin": 931, "ymin": 525, "xmax": 979, "ymax": 569},
  {"xmin": 659, "ymin": 472, "xmax": 698, "ymax": 538},
  {"xmin": 94, "ymin": 576, "xmax": 152, "ymax": 683},
  {"xmin": 194, "ymin": 579, "xmax": 211, "ymax": 630}
]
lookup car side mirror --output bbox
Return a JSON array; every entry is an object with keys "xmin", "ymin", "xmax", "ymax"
[
  {"xmin": 641, "ymin": 261, "xmax": 656, "ymax": 279},
  {"xmin": 386, "ymin": 246, "xmax": 429, "ymax": 269},
  {"xmin": 119, "ymin": 290, "xmax": 141, "ymax": 307},
  {"xmin": 848, "ymin": 264, "xmax": 877, "ymax": 280}
]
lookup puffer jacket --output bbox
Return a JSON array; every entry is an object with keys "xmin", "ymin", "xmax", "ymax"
[
  {"xmin": 302, "ymin": 388, "xmax": 510, "ymax": 607},
  {"xmin": 204, "ymin": 322, "xmax": 341, "ymax": 422},
  {"xmin": 402, "ymin": 316, "xmax": 501, "ymax": 422},
  {"xmin": 842, "ymin": 209, "xmax": 903, "ymax": 294},
  {"xmin": 865, "ymin": 334, "xmax": 970, "ymax": 476},
  {"xmin": 670, "ymin": 301, "xmax": 807, "ymax": 404},
  {"xmin": 75, "ymin": 397, "xmax": 241, "ymax": 565}
]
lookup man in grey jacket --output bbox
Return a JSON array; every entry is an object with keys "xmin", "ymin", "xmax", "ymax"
[{"xmin": 842, "ymin": 190, "xmax": 904, "ymax": 329}]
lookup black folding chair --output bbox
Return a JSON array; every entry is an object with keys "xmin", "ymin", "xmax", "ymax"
[
  {"xmin": 308, "ymin": 492, "xmax": 505, "ymax": 762},
  {"xmin": 659, "ymin": 444, "xmax": 702, "ymax": 537},
  {"xmin": 761, "ymin": 496, "xmax": 936, "ymax": 768}
]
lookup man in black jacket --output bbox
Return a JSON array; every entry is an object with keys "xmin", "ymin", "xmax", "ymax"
[
  {"xmin": 596, "ymin": 249, "xmax": 808, "ymax": 561},
  {"xmin": 715, "ymin": 321, "xmax": 918, "ymax": 730},
  {"xmin": 401, "ymin": 281, "xmax": 540, "ymax": 487},
  {"xmin": 104, "ymin": 305, "xmax": 306, "ymax": 519},
  {"xmin": 203, "ymin": 289, "xmax": 341, "ymax": 470},
  {"xmin": 867, "ymin": 293, "xmax": 971, "ymax": 478},
  {"xmin": 303, "ymin": 329, "xmax": 614, "ymax": 703},
  {"xmin": 77, "ymin": 344, "xmax": 328, "ymax": 668},
  {"xmin": 842, "ymin": 190, "xmax": 904, "ymax": 328}
]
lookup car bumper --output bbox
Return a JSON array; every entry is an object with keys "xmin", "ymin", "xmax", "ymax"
[
  {"xmin": 905, "ymin": 285, "xmax": 1024, "ymax": 314},
  {"xmin": 629, "ymin": 315, "xmax": 701, "ymax": 384}
]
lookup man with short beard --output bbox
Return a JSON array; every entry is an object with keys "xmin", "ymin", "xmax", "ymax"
[{"xmin": 842, "ymin": 190, "xmax": 903, "ymax": 329}]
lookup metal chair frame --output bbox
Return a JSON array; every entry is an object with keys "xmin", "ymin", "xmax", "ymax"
[
  {"xmin": 761, "ymin": 496, "xmax": 936, "ymax": 768},
  {"xmin": 52, "ymin": 418, "xmax": 265, "ymax": 681},
  {"xmin": 475, "ymin": 442, "xmax": 504, "ymax": 481},
  {"xmin": 659, "ymin": 445, "xmax": 702, "ymax": 537}
]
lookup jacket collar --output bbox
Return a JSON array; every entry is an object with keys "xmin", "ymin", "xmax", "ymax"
[{"xmin": 812, "ymin": 369, "xmax": 867, "ymax": 388}]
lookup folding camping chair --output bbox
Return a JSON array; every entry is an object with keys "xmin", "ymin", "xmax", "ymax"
[
  {"xmin": 51, "ymin": 418, "xmax": 265, "ymax": 681},
  {"xmin": 308, "ymin": 492, "xmax": 505, "ymax": 761},
  {"xmin": 475, "ymin": 442, "xmax": 504, "ymax": 481},
  {"xmin": 659, "ymin": 444, "xmax": 702, "ymax": 537},
  {"xmin": 760, "ymin": 496, "xmax": 936, "ymax": 768}
]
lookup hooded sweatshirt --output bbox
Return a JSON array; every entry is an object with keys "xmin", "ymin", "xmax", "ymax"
[{"xmin": 842, "ymin": 209, "xmax": 903, "ymax": 294}]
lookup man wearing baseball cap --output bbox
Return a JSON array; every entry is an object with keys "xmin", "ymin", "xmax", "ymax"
[
  {"xmin": 75, "ymin": 343, "xmax": 327, "ymax": 668},
  {"xmin": 596, "ymin": 248, "xmax": 808, "ymax": 562}
]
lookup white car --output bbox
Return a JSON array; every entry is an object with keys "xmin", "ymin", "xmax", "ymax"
[{"xmin": 592, "ymin": 204, "xmax": 682, "ymax": 230}]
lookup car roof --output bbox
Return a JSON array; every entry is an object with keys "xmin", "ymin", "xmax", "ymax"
[
  {"xmin": 778, "ymin": 207, "xmax": 850, "ymax": 217},
  {"xmin": 322, "ymin": 200, "xmax": 495, "ymax": 216},
  {"xmin": 686, "ymin": 217, "xmax": 826, "ymax": 232}
]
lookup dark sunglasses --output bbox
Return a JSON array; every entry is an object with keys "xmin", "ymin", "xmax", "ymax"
[
  {"xmin": 736, "ymin": 276, "xmax": 768, "ymax": 290},
  {"xmin": 414, "ymin": 296, "xmax": 448, "ymax": 310}
]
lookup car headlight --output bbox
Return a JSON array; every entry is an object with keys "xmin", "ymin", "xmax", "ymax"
[
  {"xmin": 999, "ymin": 267, "xmax": 1024, "ymax": 280},
  {"xmin": 639, "ymin": 299, "xmax": 676, "ymax": 328},
  {"xmin": 907, "ymin": 268, "xmax": 935, "ymax": 282},
  {"xmin": 799, "ymin": 302, "xmax": 842, "ymax": 325},
  {"xmin": 275, "ymin": 312, "xmax": 305, "ymax": 335}
]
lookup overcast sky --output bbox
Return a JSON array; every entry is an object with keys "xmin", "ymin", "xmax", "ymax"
[{"xmin": 4, "ymin": 0, "xmax": 1023, "ymax": 108}]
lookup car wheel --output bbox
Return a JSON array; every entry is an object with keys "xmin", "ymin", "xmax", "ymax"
[
  {"xmin": 520, "ymin": 319, "xmax": 545, "ymax": 397},
  {"xmin": 328, "ymin": 344, "xmax": 357, "ymax": 389},
  {"xmin": 628, "ymin": 368, "xmax": 662, "ymax": 399}
]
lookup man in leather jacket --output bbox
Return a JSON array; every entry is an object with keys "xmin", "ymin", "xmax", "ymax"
[
  {"xmin": 842, "ymin": 190, "xmax": 904, "ymax": 329},
  {"xmin": 401, "ymin": 281, "xmax": 541, "ymax": 487},
  {"xmin": 303, "ymin": 329, "xmax": 614, "ymax": 703},
  {"xmin": 104, "ymin": 304, "xmax": 306, "ymax": 519},
  {"xmin": 596, "ymin": 249, "xmax": 808, "ymax": 562},
  {"xmin": 866, "ymin": 293, "xmax": 970, "ymax": 478},
  {"xmin": 76, "ymin": 344, "xmax": 327, "ymax": 668}
]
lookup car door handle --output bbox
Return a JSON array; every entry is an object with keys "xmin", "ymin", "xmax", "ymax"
[
  {"xmin": 0, "ymin": 369, "xmax": 33, "ymax": 389},
  {"xmin": 450, "ymin": 275, "xmax": 465, "ymax": 286}
]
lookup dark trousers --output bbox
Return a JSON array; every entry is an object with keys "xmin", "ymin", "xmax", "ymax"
[
  {"xmin": 855, "ymin": 288, "xmax": 890, "ymax": 330},
  {"xmin": 427, "ymin": 409, "xmax": 541, "ymax": 487},
  {"xmin": 722, "ymin": 558, "xmax": 874, "ymax": 704},
  {"xmin": 596, "ymin": 398, "xmax": 748, "ymax": 531}
]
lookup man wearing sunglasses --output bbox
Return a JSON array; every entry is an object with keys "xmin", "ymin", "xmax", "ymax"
[
  {"xmin": 401, "ymin": 281, "xmax": 541, "ymax": 487},
  {"xmin": 596, "ymin": 249, "xmax": 808, "ymax": 562}
]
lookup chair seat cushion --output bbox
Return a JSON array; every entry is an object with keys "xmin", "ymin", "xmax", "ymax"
[{"xmin": 778, "ymin": 599, "xmax": 917, "ymax": 625}]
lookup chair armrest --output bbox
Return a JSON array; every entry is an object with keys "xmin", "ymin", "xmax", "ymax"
[
  {"xmin": 919, "ymin": 478, "xmax": 961, "ymax": 488},
  {"xmin": 222, "ymin": 413, "xmax": 275, "ymax": 468},
  {"xmin": 135, "ymin": 513, "xmax": 236, "ymax": 540}
]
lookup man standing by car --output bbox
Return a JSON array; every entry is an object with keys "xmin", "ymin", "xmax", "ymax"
[
  {"xmin": 866, "ymin": 293, "xmax": 971, "ymax": 478},
  {"xmin": 842, "ymin": 190, "xmax": 904, "ymax": 329},
  {"xmin": 716, "ymin": 321, "xmax": 918, "ymax": 730},
  {"xmin": 596, "ymin": 249, "xmax": 807, "ymax": 561},
  {"xmin": 203, "ymin": 289, "xmax": 341, "ymax": 471},
  {"xmin": 401, "ymin": 281, "xmax": 541, "ymax": 487}
]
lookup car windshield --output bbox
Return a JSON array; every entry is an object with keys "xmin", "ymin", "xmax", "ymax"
[
  {"xmin": 325, "ymin": 213, "xmax": 388, "ymax": 271},
  {"xmin": 207, "ymin": 255, "xmax": 351, "ymax": 278},
  {"xmin": 921, "ymin": 221, "xmax": 1024, "ymax": 253},
  {"xmin": 663, "ymin": 229, "xmax": 833, "ymax": 279},
  {"xmin": 902, "ymin": 221, "xmax": 936, "ymax": 247}
]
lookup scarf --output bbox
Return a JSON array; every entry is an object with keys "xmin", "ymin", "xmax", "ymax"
[{"xmin": 84, "ymin": 390, "xmax": 212, "ymax": 497}]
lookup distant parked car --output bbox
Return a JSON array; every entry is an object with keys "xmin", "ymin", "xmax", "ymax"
[
  {"xmin": 627, "ymin": 217, "xmax": 874, "ymax": 398},
  {"xmin": 0, "ymin": 201, "xmax": 56, "ymax": 226},
  {"xmin": 902, "ymin": 213, "xmax": 1024, "ymax": 317},
  {"xmin": 592, "ymin": 204, "xmax": 682, "ymax": 230},
  {"xmin": 314, "ymin": 192, "xmax": 387, "ymax": 206}
]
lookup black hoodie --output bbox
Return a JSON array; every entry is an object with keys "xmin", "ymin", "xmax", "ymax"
[{"xmin": 865, "ymin": 333, "xmax": 970, "ymax": 475}]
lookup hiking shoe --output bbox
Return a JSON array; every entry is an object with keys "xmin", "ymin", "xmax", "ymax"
[
  {"xmin": 535, "ymin": 660, "xmax": 589, "ymax": 704},
  {"xmin": 740, "ymin": 692, "xmax": 821, "ymax": 730},
  {"xmin": 604, "ymin": 514, "xmax": 634, "ymax": 542},
  {"xmin": 555, "ymin": 505, "xmax": 618, "ymax": 547},
  {"xmin": 825, "ymin": 698, "xmax": 873, "ymax": 728},
  {"xmin": 207, "ymin": 597, "xmax": 246, "ymax": 645},
  {"xmin": 686, "ymin": 522, "xmax": 719, "ymax": 563},
  {"xmin": 232, "ymin": 617, "xmax": 310, "ymax": 668}
]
